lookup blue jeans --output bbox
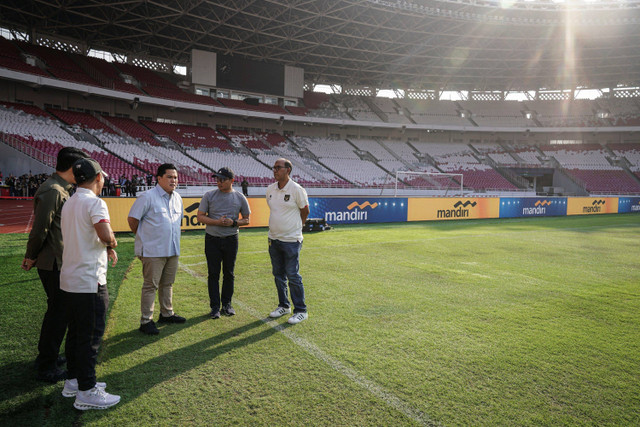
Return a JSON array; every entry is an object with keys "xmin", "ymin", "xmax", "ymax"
[{"xmin": 268, "ymin": 239, "xmax": 306, "ymax": 313}]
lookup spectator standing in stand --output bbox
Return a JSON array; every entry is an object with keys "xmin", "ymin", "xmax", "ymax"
[
  {"xmin": 241, "ymin": 177, "xmax": 249, "ymax": 196},
  {"xmin": 22, "ymin": 147, "xmax": 89, "ymax": 382},
  {"xmin": 103, "ymin": 174, "xmax": 110, "ymax": 196}
]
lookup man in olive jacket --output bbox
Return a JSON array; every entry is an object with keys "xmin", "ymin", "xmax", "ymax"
[{"xmin": 22, "ymin": 147, "xmax": 89, "ymax": 382}]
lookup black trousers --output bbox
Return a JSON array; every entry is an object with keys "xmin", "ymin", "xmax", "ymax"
[
  {"xmin": 205, "ymin": 234, "xmax": 238, "ymax": 311},
  {"xmin": 36, "ymin": 265, "xmax": 67, "ymax": 373},
  {"xmin": 63, "ymin": 285, "xmax": 109, "ymax": 391}
]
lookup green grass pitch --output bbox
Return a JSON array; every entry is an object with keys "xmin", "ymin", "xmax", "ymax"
[{"xmin": 1, "ymin": 214, "xmax": 639, "ymax": 426}]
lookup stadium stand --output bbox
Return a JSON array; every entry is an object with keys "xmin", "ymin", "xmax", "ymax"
[
  {"xmin": 0, "ymin": 37, "xmax": 51, "ymax": 77},
  {"xmin": 141, "ymin": 121, "xmax": 232, "ymax": 151},
  {"xmin": 293, "ymin": 136, "xmax": 393, "ymax": 187},
  {"xmin": 370, "ymin": 97, "xmax": 412, "ymax": 124},
  {"xmin": 334, "ymin": 96, "xmax": 381, "ymax": 122},
  {"xmin": 16, "ymin": 41, "xmax": 101, "ymax": 87},
  {"xmin": 0, "ymin": 103, "xmax": 141, "ymax": 178},
  {"xmin": 303, "ymin": 91, "xmax": 330, "ymax": 110},
  {"xmin": 252, "ymin": 132, "xmax": 342, "ymax": 187},
  {"xmin": 458, "ymin": 101, "xmax": 531, "ymax": 128},
  {"xmin": 102, "ymin": 116, "xmax": 160, "ymax": 146},
  {"xmin": 396, "ymin": 99, "xmax": 472, "ymax": 126},
  {"xmin": 2, "ymin": 33, "xmax": 640, "ymax": 196},
  {"xmin": 539, "ymin": 143, "xmax": 640, "ymax": 193},
  {"xmin": 217, "ymin": 98, "xmax": 288, "ymax": 115},
  {"xmin": 525, "ymin": 100, "xmax": 599, "ymax": 127},
  {"xmin": 284, "ymin": 106, "xmax": 309, "ymax": 116},
  {"xmin": 142, "ymin": 85, "xmax": 219, "ymax": 106},
  {"xmin": 76, "ymin": 55, "xmax": 144, "ymax": 94}
]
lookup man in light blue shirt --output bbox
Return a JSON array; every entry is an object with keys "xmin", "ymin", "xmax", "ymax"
[{"xmin": 128, "ymin": 164, "xmax": 185, "ymax": 335}]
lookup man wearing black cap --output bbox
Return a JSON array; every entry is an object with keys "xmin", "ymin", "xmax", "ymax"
[
  {"xmin": 197, "ymin": 167, "xmax": 251, "ymax": 318},
  {"xmin": 60, "ymin": 158, "xmax": 120, "ymax": 410}
]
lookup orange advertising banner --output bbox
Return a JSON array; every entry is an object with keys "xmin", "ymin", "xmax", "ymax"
[
  {"xmin": 566, "ymin": 197, "xmax": 618, "ymax": 216},
  {"xmin": 407, "ymin": 197, "xmax": 500, "ymax": 221},
  {"xmin": 104, "ymin": 196, "xmax": 268, "ymax": 232}
]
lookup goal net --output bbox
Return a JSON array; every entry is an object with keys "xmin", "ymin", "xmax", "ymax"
[{"xmin": 394, "ymin": 171, "xmax": 464, "ymax": 196}]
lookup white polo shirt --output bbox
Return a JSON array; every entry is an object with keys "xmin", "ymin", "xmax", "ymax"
[
  {"xmin": 60, "ymin": 187, "xmax": 110, "ymax": 293},
  {"xmin": 266, "ymin": 179, "xmax": 308, "ymax": 242}
]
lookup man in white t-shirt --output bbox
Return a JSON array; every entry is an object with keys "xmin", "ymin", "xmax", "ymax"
[
  {"xmin": 266, "ymin": 158, "xmax": 309, "ymax": 325},
  {"xmin": 60, "ymin": 158, "xmax": 120, "ymax": 410}
]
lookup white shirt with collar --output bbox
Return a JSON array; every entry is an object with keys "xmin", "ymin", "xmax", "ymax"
[
  {"xmin": 60, "ymin": 187, "xmax": 110, "ymax": 293},
  {"xmin": 266, "ymin": 179, "xmax": 308, "ymax": 242},
  {"xmin": 129, "ymin": 185, "xmax": 183, "ymax": 257}
]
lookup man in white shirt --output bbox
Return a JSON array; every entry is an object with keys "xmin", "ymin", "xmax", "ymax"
[
  {"xmin": 266, "ymin": 158, "xmax": 310, "ymax": 325},
  {"xmin": 60, "ymin": 158, "xmax": 120, "ymax": 410},
  {"xmin": 128, "ymin": 164, "xmax": 185, "ymax": 335}
]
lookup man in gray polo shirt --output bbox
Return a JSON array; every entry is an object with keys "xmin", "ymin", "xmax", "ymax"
[{"xmin": 197, "ymin": 167, "xmax": 251, "ymax": 318}]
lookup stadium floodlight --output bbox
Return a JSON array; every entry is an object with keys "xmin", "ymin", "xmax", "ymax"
[{"xmin": 394, "ymin": 171, "xmax": 464, "ymax": 197}]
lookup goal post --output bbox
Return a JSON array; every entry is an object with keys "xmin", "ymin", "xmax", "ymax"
[{"xmin": 394, "ymin": 170, "xmax": 464, "ymax": 197}]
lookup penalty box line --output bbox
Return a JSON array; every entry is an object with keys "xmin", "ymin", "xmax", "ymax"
[{"xmin": 179, "ymin": 263, "xmax": 439, "ymax": 427}]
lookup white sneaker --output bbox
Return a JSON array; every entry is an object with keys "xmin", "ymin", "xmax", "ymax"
[
  {"xmin": 73, "ymin": 386, "xmax": 120, "ymax": 410},
  {"xmin": 269, "ymin": 307, "xmax": 291, "ymax": 318},
  {"xmin": 62, "ymin": 378, "xmax": 107, "ymax": 397},
  {"xmin": 287, "ymin": 312, "xmax": 308, "ymax": 324}
]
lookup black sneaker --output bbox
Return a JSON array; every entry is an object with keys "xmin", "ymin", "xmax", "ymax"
[
  {"xmin": 222, "ymin": 304, "xmax": 236, "ymax": 316},
  {"xmin": 210, "ymin": 310, "xmax": 221, "ymax": 319},
  {"xmin": 36, "ymin": 368, "xmax": 67, "ymax": 383},
  {"xmin": 158, "ymin": 314, "xmax": 186, "ymax": 324},
  {"xmin": 139, "ymin": 320, "xmax": 160, "ymax": 335}
]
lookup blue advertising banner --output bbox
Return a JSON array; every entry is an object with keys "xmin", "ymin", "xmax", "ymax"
[
  {"xmin": 499, "ymin": 197, "xmax": 567, "ymax": 218},
  {"xmin": 308, "ymin": 197, "xmax": 408, "ymax": 225},
  {"xmin": 618, "ymin": 197, "xmax": 640, "ymax": 213}
]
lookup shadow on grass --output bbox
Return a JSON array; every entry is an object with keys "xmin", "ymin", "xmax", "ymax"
[
  {"xmin": 89, "ymin": 317, "xmax": 286, "ymax": 421},
  {"xmin": 0, "ymin": 360, "xmax": 41, "ymax": 405},
  {"xmin": 0, "ymin": 360, "xmax": 76, "ymax": 425},
  {"xmin": 0, "ymin": 276, "xmax": 40, "ymax": 287},
  {"xmin": 100, "ymin": 313, "xmax": 210, "ymax": 362}
]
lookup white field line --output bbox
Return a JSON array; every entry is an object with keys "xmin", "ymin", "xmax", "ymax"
[
  {"xmin": 24, "ymin": 210, "xmax": 34, "ymax": 233},
  {"xmin": 180, "ymin": 263, "xmax": 439, "ymax": 427}
]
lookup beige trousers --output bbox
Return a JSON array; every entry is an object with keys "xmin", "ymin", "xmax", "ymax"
[{"xmin": 140, "ymin": 256, "xmax": 179, "ymax": 324}]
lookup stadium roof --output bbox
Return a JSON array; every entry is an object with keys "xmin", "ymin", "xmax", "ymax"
[{"xmin": 1, "ymin": 0, "xmax": 640, "ymax": 92}]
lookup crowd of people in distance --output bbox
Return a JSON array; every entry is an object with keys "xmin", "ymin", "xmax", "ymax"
[
  {"xmin": 1, "ymin": 172, "xmax": 50, "ymax": 197},
  {"xmin": 102, "ymin": 173, "xmax": 153, "ymax": 197},
  {"xmin": 1, "ymin": 169, "xmax": 154, "ymax": 198}
]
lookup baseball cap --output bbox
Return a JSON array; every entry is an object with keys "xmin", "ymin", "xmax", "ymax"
[
  {"xmin": 73, "ymin": 158, "xmax": 108, "ymax": 184},
  {"xmin": 213, "ymin": 167, "xmax": 234, "ymax": 180}
]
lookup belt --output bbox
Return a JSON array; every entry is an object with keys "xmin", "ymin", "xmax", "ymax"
[{"xmin": 207, "ymin": 233, "xmax": 238, "ymax": 239}]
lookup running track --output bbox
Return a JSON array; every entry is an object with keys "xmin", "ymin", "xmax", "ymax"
[{"xmin": 0, "ymin": 198, "xmax": 34, "ymax": 234}]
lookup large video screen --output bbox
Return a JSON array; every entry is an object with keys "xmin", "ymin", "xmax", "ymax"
[{"xmin": 216, "ymin": 54, "xmax": 284, "ymax": 96}]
